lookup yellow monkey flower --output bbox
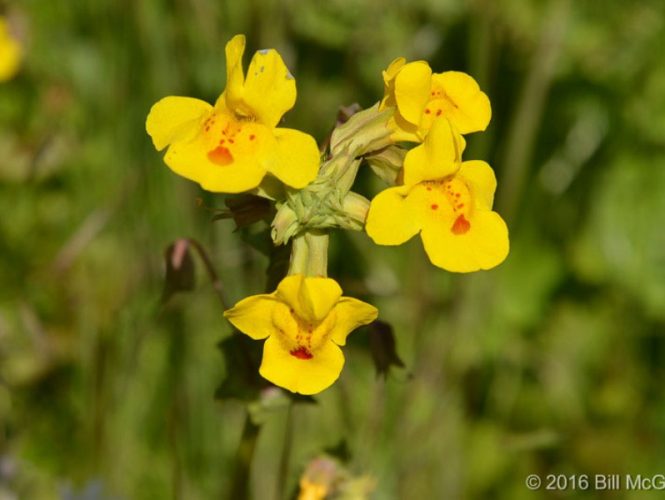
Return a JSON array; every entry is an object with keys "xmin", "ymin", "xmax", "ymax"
[
  {"xmin": 146, "ymin": 34, "xmax": 319, "ymax": 193},
  {"xmin": 380, "ymin": 57, "xmax": 491, "ymax": 142},
  {"xmin": 0, "ymin": 17, "xmax": 21, "ymax": 82},
  {"xmin": 224, "ymin": 274, "xmax": 378, "ymax": 395},
  {"xmin": 365, "ymin": 119, "xmax": 509, "ymax": 273}
]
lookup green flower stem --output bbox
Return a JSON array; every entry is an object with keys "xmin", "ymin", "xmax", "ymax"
[
  {"xmin": 276, "ymin": 401, "xmax": 294, "ymax": 499},
  {"xmin": 229, "ymin": 415, "xmax": 261, "ymax": 500},
  {"xmin": 288, "ymin": 230, "xmax": 329, "ymax": 277}
]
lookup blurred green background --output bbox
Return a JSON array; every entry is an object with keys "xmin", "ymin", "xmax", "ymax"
[{"xmin": 2, "ymin": 0, "xmax": 665, "ymax": 498}]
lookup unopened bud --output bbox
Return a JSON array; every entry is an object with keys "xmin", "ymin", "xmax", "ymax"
[{"xmin": 330, "ymin": 103, "xmax": 394, "ymax": 157}]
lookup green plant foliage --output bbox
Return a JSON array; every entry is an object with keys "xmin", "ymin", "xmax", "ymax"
[{"xmin": 1, "ymin": 0, "xmax": 665, "ymax": 499}]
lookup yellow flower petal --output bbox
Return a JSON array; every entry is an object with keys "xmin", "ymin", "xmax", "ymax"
[
  {"xmin": 259, "ymin": 335, "xmax": 344, "ymax": 395},
  {"xmin": 0, "ymin": 18, "xmax": 21, "ymax": 82},
  {"xmin": 241, "ymin": 48, "xmax": 296, "ymax": 128},
  {"xmin": 380, "ymin": 57, "xmax": 405, "ymax": 110},
  {"xmin": 431, "ymin": 71, "xmax": 491, "ymax": 134},
  {"xmin": 420, "ymin": 209, "xmax": 509, "ymax": 272},
  {"xmin": 224, "ymin": 294, "xmax": 277, "ymax": 339},
  {"xmin": 394, "ymin": 61, "xmax": 432, "ymax": 126},
  {"xmin": 387, "ymin": 113, "xmax": 421, "ymax": 142},
  {"xmin": 458, "ymin": 160, "xmax": 497, "ymax": 210},
  {"xmin": 329, "ymin": 298, "xmax": 378, "ymax": 346},
  {"xmin": 365, "ymin": 186, "xmax": 421, "ymax": 245},
  {"xmin": 383, "ymin": 57, "xmax": 406, "ymax": 84},
  {"xmin": 146, "ymin": 96, "xmax": 212, "ymax": 151},
  {"xmin": 403, "ymin": 118, "xmax": 464, "ymax": 187},
  {"xmin": 267, "ymin": 128, "xmax": 319, "ymax": 188},
  {"xmin": 223, "ymin": 34, "xmax": 246, "ymax": 112},
  {"xmin": 164, "ymin": 131, "xmax": 266, "ymax": 193},
  {"xmin": 276, "ymin": 275, "xmax": 342, "ymax": 323}
]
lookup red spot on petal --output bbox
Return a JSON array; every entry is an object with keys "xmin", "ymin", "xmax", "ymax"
[
  {"xmin": 436, "ymin": 109, "xmax": 442, "ymax": 116},
  {"xmin": 425, "ymin": 109, "xmax": 431, "ymax": 114},
  {"xmin": 431, "ymin": 204, "xmax": 439, "ymax": 210},
  {"xmin": 290, "ymin": 347, "xmax": 313, "ymax": 360},
  {"xmin": 207, "ymin": 146, "xmax": 233, "ymax": 166},
  {"xmin": 451, "ymin": 214, "xmax": 471, "ymax": 235},
  {"xmin": 457, "ymin": 203, "xmax": 464, "ymax": 208},
  {"xmin": 249, "ymin": 134, "xmax": 255, "ymax": 141}
]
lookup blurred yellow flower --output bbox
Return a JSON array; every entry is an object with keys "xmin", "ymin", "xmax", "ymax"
[
  {"xmin": 380, "ymin": 57, "xmax": 491, "ymax": 142},
  {"xmin": 0, "ymin": 17, "xmax": 21, "ymax": 82},
  {"xmin": 297, "ymin": 456, "xmax": 376, "ymax": 500},
  {"xmin": 224, "ymin": 274, "xmax": 377, "ymax": 395},
  {"xmin": 146, "ymin": 34, "xmax": 319, "ymax": 193},
  {"xmin": 365, "ymin": 119, "xmax": 509, "ymax": 273},
  {"xmin": 298, "ymin": 478, "xmax": 328, "ymax": 500}
]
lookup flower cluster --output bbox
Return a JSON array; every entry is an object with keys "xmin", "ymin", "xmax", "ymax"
[
  {"xmin": 147, "ymin": 36, "xmax": 508, "ymax": 395},
  {"xmin": 366, "ymin": 58, "xmax": 509, "ymax": 272}
]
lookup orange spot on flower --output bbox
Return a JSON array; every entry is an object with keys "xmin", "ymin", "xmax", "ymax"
[
  {"xmin": 436, "ymin": 109, "xmax": 442, "ymax": 116},
  {"xmin": 425, "ymin": 109, "xmax": 431, "ymax": 114},
  {"xmin": 207, "ymin": 146, "xmax": 233, "ymax": 166},
  {"xmin": 431, "ymin": 204, "xmax": 439, "ymax": 210},
  {"xmin": 249, "ymin": 134, "xmax": 256, "ymax": 141},
  {"xmin": 290, "ymin": 347, "xmax": 313, "ymax": 360},
  {"xmin": 451, "ymin": 214, "xmax": 471, "ymax": 235}
]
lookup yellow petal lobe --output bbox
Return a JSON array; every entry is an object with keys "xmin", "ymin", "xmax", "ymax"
[
  {"xmin": 146, "ymin": 96, "xmax": 212, "ymax": 151},
  {"xmin": 242, "ymin": 48, "xmax": 296, "ymax": 127},
  {"xmin": 421, "ymin": 209, "xmax": 509, "ymax": 272},
  {"xmin": 260, "ymin": 334, "xmax": 344, "ymax": 395},
  {"xmin": 276, "ymin": 275, "xmax": 342, "ymax": 323},
  {"xmin": 458, "ymin": 160, "xmax": 497, "ymax": 210},
  {"xmin": 430, "ymin": 71, "xmax": 491, "ymax": 134},
  {"xmin": 365, "ymin": 186, "xmax": 421, "ymax": 246},
  {"xmin": 224, "ymin": 34, "xmax": 246, "ymax": 112},
  {"xmin": 224, "ymin": 294, "xmax": 277, "ymax": 339},
  {"xmin": 394, "ymin": 61, "xmax": 432, "ymax": 126},
  {"xmin": 403, "ymin": 118, "xmax": 464, "ymax": 187},
  {"xmin": 268, "ymin": 128, "xmax": 319, "ymax": 189},
  {"xmin": 329, "ymin": 298, "xmax": 378, "ymax": 346}
]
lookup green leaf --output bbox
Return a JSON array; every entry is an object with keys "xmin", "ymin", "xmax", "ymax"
[{"xmin": 367, "ymin": 320, "xmax": 405, "ymax": 378}]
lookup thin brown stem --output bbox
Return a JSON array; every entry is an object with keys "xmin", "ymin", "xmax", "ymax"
[{"xmin": 187, "ymin": 238, "xmax": 229, "ymax": 310}]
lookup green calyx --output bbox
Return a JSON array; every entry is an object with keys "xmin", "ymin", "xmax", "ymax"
[{"xmin": 271, "ymin": 176, "xmax": 370, "ymax": 245}]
